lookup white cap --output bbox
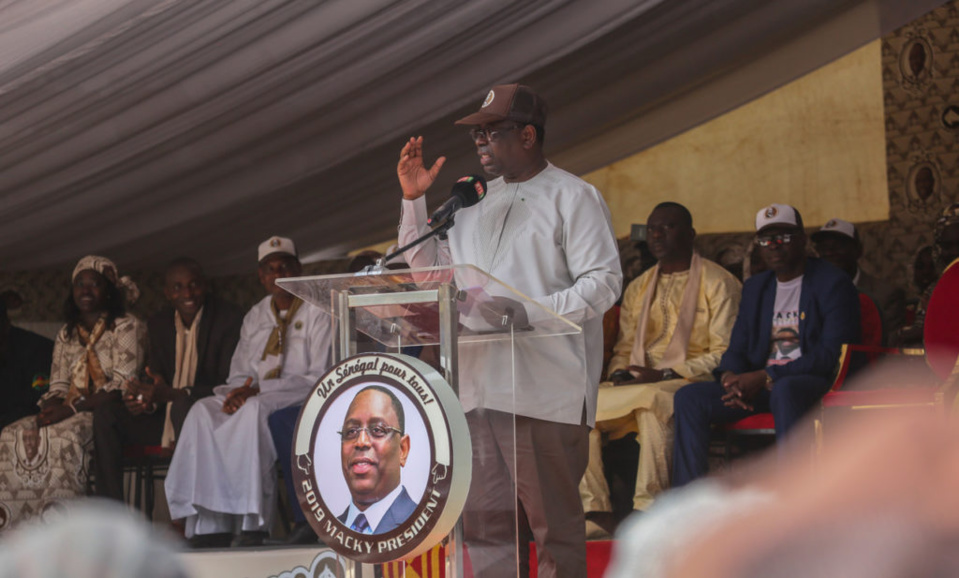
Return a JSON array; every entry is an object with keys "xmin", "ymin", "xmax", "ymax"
[
  {"xmin": 755, "ymin": 203, "xmax": 801, "ymax": 232},
  {"xmin": 258, "ymin": 236, "xmax": 297, "ymax": 262},
  {"xmin": 812, "ymin": 218, "xmax": 857, "ymax": 241}
]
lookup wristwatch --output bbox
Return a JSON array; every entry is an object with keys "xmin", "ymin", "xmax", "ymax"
[
  {"xmin": 661, "ymin": 368, "xmax": 678, "ymax": 380},
  {"xmin": 764, "ymin": 371, "xmax": 774, "ymax": 389},
  {"xmin": 610, "ymin": 369, "xmax": 634, "ymax": 382}
]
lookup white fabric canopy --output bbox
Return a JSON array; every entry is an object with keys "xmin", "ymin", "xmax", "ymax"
[{"xmin": 0, "ymin": 0, "xmax": 945, "ymax": 274}]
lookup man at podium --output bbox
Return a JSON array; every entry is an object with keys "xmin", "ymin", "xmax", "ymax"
[{"xmin": 396, "ymin": 84, "xmax": 622, "ymax": 578}]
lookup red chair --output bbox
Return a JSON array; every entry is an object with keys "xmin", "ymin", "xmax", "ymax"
[
  {"xmin": 924, "ymin": 257, "xmax": 959, "ymax": 380},
  {"xmin": 816, "ymin": 258, "xmax": 959, "ymax": 448},
  {"xmin": 724, "ymin": 292, "xmax": 884, "ymax": 462},
  {"xmin": 858, "ymin": 292, "xmax": 883, "ymax": 348},
  {"xmin": 723, "ymin": 412, "xmax": 775, "ymax": 463}
]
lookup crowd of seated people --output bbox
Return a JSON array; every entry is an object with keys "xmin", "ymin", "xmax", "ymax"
[
  {"xmin": 0, "ymin": 201, "xmax": 954, "ymax": 551},
  {"xmin": 582, "ymin": 201, "xmax": 957, "ymax": 538},
  {"xmin": 163, "ymin": 236, "xmax": 334, "ymax": 548},
  {"xmin": 0, "ymin": 237, "xmax": 341, "ymax": 549}
]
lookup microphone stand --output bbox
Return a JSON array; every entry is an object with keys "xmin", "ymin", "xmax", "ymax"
[
  {"xmin": 357, "ymin": 216, "xmax": 456, "ymax": 275},
  {"xmin": 384, "ymin": 215, "xmax": 455, "ymax": 260}
]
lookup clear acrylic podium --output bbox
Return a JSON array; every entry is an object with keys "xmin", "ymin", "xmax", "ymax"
[{"xmin": 277, "ymin": 265, "xmax": 582, "ymax": 578}]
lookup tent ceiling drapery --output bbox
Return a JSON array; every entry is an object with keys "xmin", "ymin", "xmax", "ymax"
[{"xmin": 0, "ymin": 0, "xmax": 946, "ymax": 274}]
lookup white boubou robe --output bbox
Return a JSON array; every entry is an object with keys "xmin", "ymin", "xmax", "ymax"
[
  {"xmin": 164, "ymin": 296, "xmax": 331, "ymax": 536},
  {"xmin": 399, "ymin": 163, "xmax": 621, "ymax": 427}
]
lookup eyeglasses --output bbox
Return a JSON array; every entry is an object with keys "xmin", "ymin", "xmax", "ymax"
[
  {"xmin": 757, "ymin": 234, "xmax": 798, "ymax": 247},
  {"xmin": 468, "ymin": 124, "xmax": 521, "ymax": 142},
  {"xmin": 338, "ymin": 425, "xmax": 402, "ymax": 441}
]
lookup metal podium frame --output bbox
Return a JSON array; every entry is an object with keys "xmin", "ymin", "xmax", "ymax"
[
  {"xmin": 333, "ymin": 280, "xmax": 464, "ymax": 577},
  {"xmin": 277, "ymin": 265, "xmax": 582, "ymax": 578}
]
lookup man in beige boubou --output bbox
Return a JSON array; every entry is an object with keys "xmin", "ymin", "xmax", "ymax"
[{"xmin": 581, "ymin": 202, "xmax": 741, "ymax": 537}]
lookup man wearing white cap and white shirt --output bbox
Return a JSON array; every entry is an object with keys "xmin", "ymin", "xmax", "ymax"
[
  {"xmin": 165, "ymin": 236, "xmax": 332, "ymax": 548},
  {"xmin": 672, "ymin": 204, "xmax": 860, "ymax": 486},
  {"xmin": 811, "ymin": 218, "xmax": 906, "ymax": 344}
]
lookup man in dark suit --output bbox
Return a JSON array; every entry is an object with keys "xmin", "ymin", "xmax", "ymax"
[
  {"xmin": 0, "ymin": 300, "xmax": 54, "ymax": 432},
  {"xmin": 336, "ymin": 486, "xmax": 417, "ymax": 535},
  {"xmin": 672, "ymin": 204, "xmax": 861, "ymax": 486},
  {"xmin": 337, "ymin": 386, "xmax": 417, "ymax": 535},
  {"xmin": 811, "ymin": 218, "xmax": 906, "ymax": 344},
  {"xmin": 93, "ymin": 258, "xmax": 244, "ymax": 502}
]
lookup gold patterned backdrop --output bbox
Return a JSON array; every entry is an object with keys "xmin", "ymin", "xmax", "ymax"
[
  {"xmin": 874, "ymin": 1, "xmax": 959, "ymax": 285},
  {"xmin": 637, "ymin": 1, "xmax": 959, "ymax": 301}
]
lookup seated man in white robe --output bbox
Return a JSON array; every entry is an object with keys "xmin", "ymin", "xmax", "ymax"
[
  {"xmin": 165, "ymin": 236, "xmax": 332, "ymax": 548},
  {"xmin": 580, "ymin": 203, "xmax": 741, "ymax": 538}
]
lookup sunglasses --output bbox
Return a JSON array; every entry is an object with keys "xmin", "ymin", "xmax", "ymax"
[
  {"xmin": 757, "ymin": 233, "xmax": 798, "ymax": 247},
  {"xmin": 468, "ymin": 124, "xmax": 522, "ymax": 143}
]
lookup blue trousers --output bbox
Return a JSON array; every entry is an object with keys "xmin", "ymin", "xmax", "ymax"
[
  {"xmin": 269, "ymin": 405, "xmax": 306, "ymax": 524},
  {"xmin": 672, "ymin": 374, "xmax": 832, "ymax": 487}
]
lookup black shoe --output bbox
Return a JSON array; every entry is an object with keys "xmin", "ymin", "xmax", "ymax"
[
  {"xmin": 187, "ymin": 532, "xmax": 233, "ymax": 549},
  {"xmin": 235, "ymin": 530, "xmax": 269, "ymax": 547},
  {"xmin": 286, "ymin": 522, "xmax": 319, "ymax": 545}
]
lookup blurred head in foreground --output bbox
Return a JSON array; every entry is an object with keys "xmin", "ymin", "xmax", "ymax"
[
  {"xmin": 0, "ymin": 499, "xmax": 189, "ymax": 578},
  {"xmin": 607, "ymin": 357, "xmax": 959, "ymax": 578}
]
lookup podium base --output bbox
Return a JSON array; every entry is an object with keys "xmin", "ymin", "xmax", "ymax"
[{"xmin": 177, "ymin": 541, "xmax": 616, "ymax": 578}]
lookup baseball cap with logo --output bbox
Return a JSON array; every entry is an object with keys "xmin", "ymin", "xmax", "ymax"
[
  {"xmin": 811, "ymin": 218, "xmax": 859, "ymax": 243},
  {"xmin": 455, "ymin": 84, "xmax": 547, "ymax": 128},
  {"xmin": 755, "ymin": 203, "xmax": 804, "ymax": 233},
  {"xmin": 258, "ymin": 236, "xmax": 297, "ymax": 263}
]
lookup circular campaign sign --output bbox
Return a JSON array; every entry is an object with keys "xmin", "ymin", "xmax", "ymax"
[{"xmin": 292, "ymin": 352, "xmax": 471, "ymax": 564}]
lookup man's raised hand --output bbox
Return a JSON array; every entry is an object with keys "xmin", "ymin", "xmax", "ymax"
[{"xmin": 397, "ymin": 136, "xmax": 446, "ymax": 200}]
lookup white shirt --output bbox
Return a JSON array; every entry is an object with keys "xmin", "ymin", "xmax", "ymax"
[
  {"xmin": 215, "ymin": 296, "xmax": 333, "ymax": 397},
  {"xmin": 399, "ymin": 163, "xmax": 622, "ymax": 426},
  {"xmin": 341, "ymin": 483, "xmax": 405, "ymax": 534},
  {"xmin": 768, "ymin": 276, "xmax": 803, "ymax": 365}
]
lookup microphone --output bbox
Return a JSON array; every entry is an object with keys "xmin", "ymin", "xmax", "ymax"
[{"xmin": 427, "ymin": 175, "xmax": 487, "ymax": 226}]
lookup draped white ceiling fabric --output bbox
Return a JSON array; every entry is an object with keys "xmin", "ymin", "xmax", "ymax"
[{"xmin": 0, "ymin": 0, "xmax": 946, "ymax": 274}]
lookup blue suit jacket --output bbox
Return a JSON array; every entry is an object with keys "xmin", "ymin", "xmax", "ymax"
[
  {"xmin": 716, "ymin": 258, "xmax": 860, "ymax": 381},
  {"xmin": 338, "ymin": 486, "xmax": 418, "ymax": 534}
]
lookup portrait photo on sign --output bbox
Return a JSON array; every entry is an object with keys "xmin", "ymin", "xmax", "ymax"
[
  {"xmin": 313, "ymin": 382, "xmax": 431, "ymax": 535},
  {"xmin": 16, "ymin": 426, "xmax": 47, "ymax": 469}
]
